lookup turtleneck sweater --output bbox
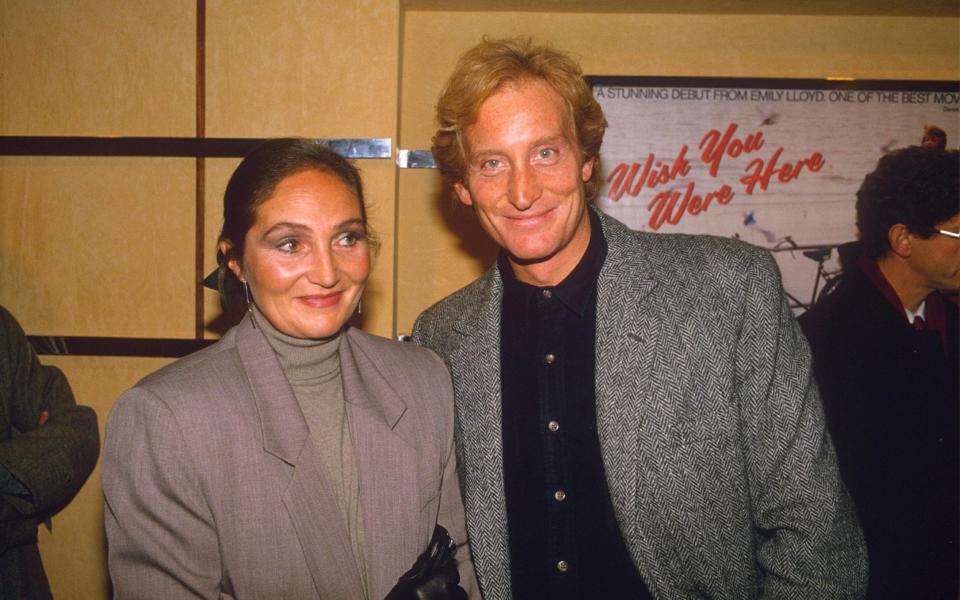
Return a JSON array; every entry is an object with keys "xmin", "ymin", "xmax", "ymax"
[{"xmin": 251, "ymin": 305, "xmax": 368, "ymax": 598}]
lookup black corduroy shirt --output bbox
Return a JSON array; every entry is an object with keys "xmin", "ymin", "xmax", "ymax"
[{"xmin": 498, "ymin": 209, "xmax": 650, "ymax": 600}]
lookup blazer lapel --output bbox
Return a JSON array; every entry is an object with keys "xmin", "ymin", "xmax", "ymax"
[
  {"xmin": 339, "ymin": 329, "xmax": 420, "ymax": 599},
  {"xmin": 593, "ymin": 213, "xmax": 677, "ymax": 585},
  {"xmin": 446, "ymin": 269, "xmax": 514, "ymax": 596},
  {"xmin": 235, "ymin": 317, "xmax": 366, "ymax": 599}
]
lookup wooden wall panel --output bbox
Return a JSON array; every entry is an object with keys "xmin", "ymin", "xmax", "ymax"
[
  {"xmin": 0, "ymin": 0, "xmax": 197, "ymax": 331},
  {"xmin": 204, "ymin": 0, "xmax": 401, "ymax": 337},
  {"xmin": 0, "ymin": 157, "xmax": 196, "ymax": 337},
  {"xmin": 1, "ymin": 0, "xmax": 195, "ymax": 136}
]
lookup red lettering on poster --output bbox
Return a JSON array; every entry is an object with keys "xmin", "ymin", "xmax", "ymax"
[
  {"xmin": 604, "ymin": 120, "xmax": 826, "ymax": 231},
  {"xmin": 646, "ymin": 182, "xmax": 735, "ymax": 230},
  {"xmin": 740, "ymin": 148, "xmax": 825, "ymax": 194},
  {"xmin": 606, "ymin": 145, "xmax": 691, "ymax": 201},
  {"xmin": 698, "ymin": 123, "xmax": 765, "ymax": 177}
]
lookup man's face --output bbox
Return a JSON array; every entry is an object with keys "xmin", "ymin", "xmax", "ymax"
[
  {"xmin": 454, "ymin": 78, "xmax": 594, "ymax": 286},
  {"xmin": 909, "ymin": 213, "xmax": 960, "ymax": 292},
  {"xmin": 921, "ymin": 133, "xmax": 944, "ymax": 150}
]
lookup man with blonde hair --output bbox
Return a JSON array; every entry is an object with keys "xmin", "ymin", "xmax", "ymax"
[{"xmin": 414, "ymin": 37, "xmax": 867, "ymax": 599}]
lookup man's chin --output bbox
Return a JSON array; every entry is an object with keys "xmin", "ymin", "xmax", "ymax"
[{"xmin": 505, "ymin": 247, "xmax": 558, "ymax": 267}]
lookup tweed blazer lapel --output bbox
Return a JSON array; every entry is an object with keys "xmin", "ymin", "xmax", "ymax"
[
  {"xmin": 445, "ymin": 270, "xmax": 514, "ymax": 598},
  {"xmin": 235, "ymin": 318, "xmax": 366, "ymax": 599},
  {"xmin": 339, "ymin": 328, "xmax": 422, "ymax": 599},
  {"xmin": 593, "ymin": 211, "xmax": 683, "ymax": 591}
]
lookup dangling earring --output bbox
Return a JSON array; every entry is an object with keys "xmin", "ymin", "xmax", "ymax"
[
  {"xmin": 357, "ymin": 298, "xmax": 362, "ymax": 315},
  {"xmin": 243, "ymin": 280, "xmax": 257, "ymax": 328}
]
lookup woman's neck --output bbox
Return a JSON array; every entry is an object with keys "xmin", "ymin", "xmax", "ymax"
[{"xmin": 251, "ymin": 304, "xmax": 341, "ymax": 383}]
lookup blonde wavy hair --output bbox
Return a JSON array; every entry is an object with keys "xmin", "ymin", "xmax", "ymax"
[{"xmin": 431, "ymin": 37, "xmax": 608, "ymax": 202}]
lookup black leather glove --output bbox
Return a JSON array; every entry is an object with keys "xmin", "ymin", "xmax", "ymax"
[{"xmin": 384, "ymin": 524, "xmax": 468, "ymax": 600}]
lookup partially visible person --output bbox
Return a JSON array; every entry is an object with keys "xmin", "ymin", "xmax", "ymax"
[
  {"xmin": 415, "ymin": 37, "xmax": 867, "ymax": 600},
  {"xmin": 103, "ymin": 139, "xmax": 476, "ymax": 599},
  {"xmin": 921, "ymin": 124, "xmax": 947, "ymax": 150},
  {"xmin": 800, "ymin": 146, "xmax": 959, "ymax": 599},
  {"xmin": 0, "ymin": 306, "xmax": 99, "ymax": 600}
]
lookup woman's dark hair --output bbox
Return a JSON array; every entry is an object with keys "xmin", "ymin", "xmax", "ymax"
[
  {"xmin": 216, "ymin": 138, "xmax": 378, "ymax": 308},
  {"xmin": 856, "ymin": 146, "xmax": 959, "ymax": 259}
]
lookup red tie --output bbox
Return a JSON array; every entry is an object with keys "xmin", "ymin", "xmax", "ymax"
[{"xmin": 913, "ymin": 315, "xmax": 927, "ymax": 331}]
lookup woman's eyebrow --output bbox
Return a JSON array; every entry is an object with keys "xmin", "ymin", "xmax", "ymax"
[
  {"xmin": 260, "ymin": 221, "xmax": 311, "ymax": 237},
  {"xmin": 335, "ymin": 218, "xmax": 366, "ymax": 230}
]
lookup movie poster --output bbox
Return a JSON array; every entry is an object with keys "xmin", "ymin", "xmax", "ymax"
[{"xmin": 590, "ymin": 76, "xmax": 959, "ymax": 310}]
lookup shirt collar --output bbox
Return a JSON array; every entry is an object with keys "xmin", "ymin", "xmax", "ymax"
[
  {"xmin": 857, "ymin": 253, "xmax": 907, "ymax": 317},
  {"xmin": 498, "ymin": 208, "xmax": 607, "ymax": 316},
  {"xmin": 856, "ymin": 252, "xmax": 948, "ymax": 347},
  {"xmin": 904, "ymin": 300, "xmax": 926, "ymax": 324}
]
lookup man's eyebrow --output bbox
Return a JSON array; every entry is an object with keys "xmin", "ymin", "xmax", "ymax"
[
  {"xmin": 531, "ymin": 135, "xmax": 569, "ymax": 147},
  {"xmin": 468, "ymin": 135, "xmax": 570, "ymax": 159},
  {"xmin": 468, "ymin": 147, "xmax": 505, "ymax": 159}
]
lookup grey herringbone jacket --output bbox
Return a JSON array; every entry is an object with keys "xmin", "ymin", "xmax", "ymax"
[{"xmin": 412, "ymin": 210, "xmax": 867, "ymax": 600}]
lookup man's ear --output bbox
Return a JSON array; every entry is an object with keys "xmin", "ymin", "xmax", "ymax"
[
  {"xmin": 453, "ymin": 182, "xmax": 474, "ymax": 207},
  {"xmin": 887, "ymin": 223, "xmax": 913, "ymax": 259},
  {"xmin": 218, "ymin": 240, "xmax": 245, "ymax": 282},
  {"xmin": 581, "ymin": 157, "xmax": 595, "ymax": 183}
]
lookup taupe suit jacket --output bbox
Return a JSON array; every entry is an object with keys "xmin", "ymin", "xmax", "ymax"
[
  {"xmin": 413, "ymin": 210, "xmax": 867, "ymax": 599},
  {"xmin": 103, "ymin": 317, "xmax": 478, "ymax": 599}
]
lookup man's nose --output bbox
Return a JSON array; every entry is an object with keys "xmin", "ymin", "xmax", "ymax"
[{"xmin": 509, "ymin": 164, "xmax": 542, "ymax": 210}]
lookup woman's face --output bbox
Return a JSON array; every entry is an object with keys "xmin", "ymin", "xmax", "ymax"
[{"xmin": 223, "ymin": 168, "xmax": 371, "ymax": 339}]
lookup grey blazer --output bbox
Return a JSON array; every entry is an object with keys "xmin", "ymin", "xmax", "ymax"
[
  {"xmin": 413, "ymin": 210, "xmax": 867, "ymax": 600},
  {"xmin": 103, "ymin": 317, "xmax": 478, "ymax": 599}
]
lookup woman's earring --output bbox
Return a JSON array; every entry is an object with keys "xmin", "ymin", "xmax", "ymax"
[
  {"xmin": 357, "ymin": 298, "xmax": 362, "ymax": 315},
  {"xmin": 243, "ymin": 280, "xmax": 257, "ymax": 328}
]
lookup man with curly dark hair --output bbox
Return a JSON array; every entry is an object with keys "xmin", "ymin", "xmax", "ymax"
[{"xmin": 800, "ymin": 145, "xmax": 959, "ymax": 600}]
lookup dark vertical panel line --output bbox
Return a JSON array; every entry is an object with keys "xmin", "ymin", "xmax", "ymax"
[
  {"xmin": 195, "ymin": 0, "xmax": 207, "ymax": 339},
  {"xmin": 392, "ymin": 2, "xmax": 405, "ymax": 339}
]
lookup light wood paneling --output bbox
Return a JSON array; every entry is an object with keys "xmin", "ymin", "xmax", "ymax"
[
  {"xmin": 0, "ymin": 157, "xmax": 196, "ymax": 337},
  {"xmin": 0, "ymin": 0, "xmax": 195, "ymax": 136}
]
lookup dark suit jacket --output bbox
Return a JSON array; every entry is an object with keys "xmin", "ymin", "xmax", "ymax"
[
  {"xmin": 0, "ymin": 306, "xmax": 99, "ymax": 600},
  {"xmin": 799, "ymin": 253, "xmax": 959, "ymax": 599},
  {"xmin": 414, "ymin": 210, "xmax": 867, "ymax": 599},
  {"xmin": 103, "ymin": 316, "xmax": 478, "ymax": 599}
]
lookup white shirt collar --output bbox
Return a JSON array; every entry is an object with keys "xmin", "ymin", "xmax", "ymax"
[{"xmin": 905, "ymin": 299, "xmax": 926, "ymax": 323}]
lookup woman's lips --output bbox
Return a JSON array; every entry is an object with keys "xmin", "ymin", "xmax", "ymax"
[{"xmin": 297, "ymin": 292, "xmax": 342, "ymax": 308}]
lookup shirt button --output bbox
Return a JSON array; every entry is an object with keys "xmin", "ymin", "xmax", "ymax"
[
  {"xmin": 541, "ymin": 289, "xmax": 553, "ymax": 299},
  {"xmin": 543, "ymin": 353, "xmax": 556, "ymax": 364},
  {"xmin": 547, "ymin": 420, "xmax": 560, "ymax": 432},
  {"xmin": 557, "ymin": 560, "xmax": 569, "ymax": 572},
  {"xmin": 554, "ymin": 489, "xmax": 567, "ymax": 502}
]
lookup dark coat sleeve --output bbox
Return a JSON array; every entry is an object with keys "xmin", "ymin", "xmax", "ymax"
[{"xmin": 0, "ymin": 306, "xmax": 100, "ymax": 553}]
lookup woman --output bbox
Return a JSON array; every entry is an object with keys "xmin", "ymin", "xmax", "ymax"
[{"xmin": 102, "ymin": 139, "xmax": 477, "ymax": 599}]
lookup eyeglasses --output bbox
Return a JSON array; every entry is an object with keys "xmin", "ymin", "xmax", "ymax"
[{"xmin": 937, "ymin": 229, "xmax": 960, "ymax": 239}]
